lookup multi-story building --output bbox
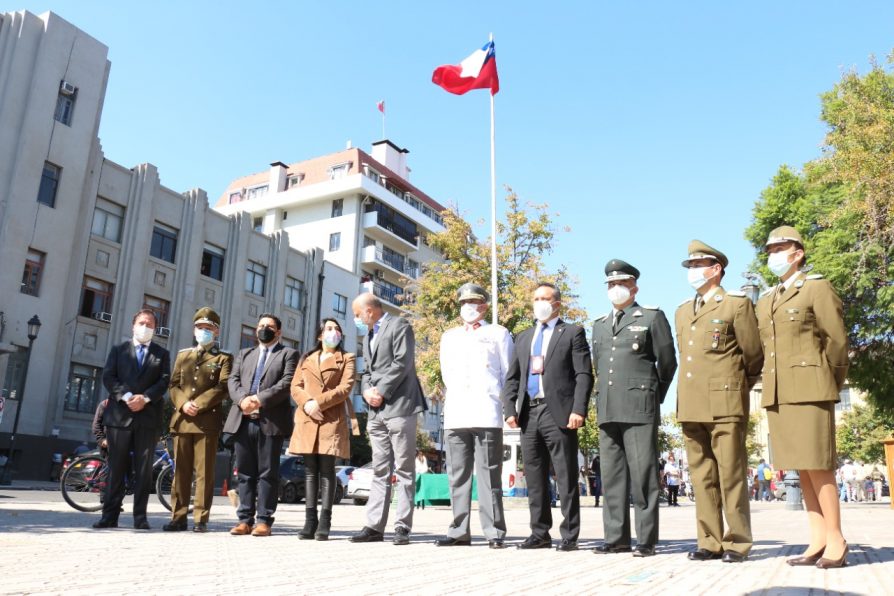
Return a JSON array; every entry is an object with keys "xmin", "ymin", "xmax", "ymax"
[
  {"xmin": 213, "ymin": 140, "xmax": 449, "ymax": 424},
  {"xmin": 0, "ymin": 10, "xmax": 323, "ymax": 479}
]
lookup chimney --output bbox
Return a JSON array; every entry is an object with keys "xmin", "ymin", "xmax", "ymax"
[
  {"xmin": 371, "ymin": 140, "xmax": 410, "ymax": 181},
  {"xmin": 269, "ymin": 161, "xmax": 288, "ymax": 192}
]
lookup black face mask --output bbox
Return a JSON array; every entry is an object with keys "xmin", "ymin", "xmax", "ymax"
[{"xmin": 257, "ymin": 326, "xmax": 276, "ymax": 344}]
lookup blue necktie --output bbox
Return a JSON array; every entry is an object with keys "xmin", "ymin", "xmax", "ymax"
[
  {"xmin": 527, "ymin": 323, "xmax": 546, "ymax": 398},
  {"xmin": 250, "ymin": 348, "xmax": 267, "ymax": 394},
  {"xmin": 136, "ymin": 344, "xmax": 145, "ymax": 370}
]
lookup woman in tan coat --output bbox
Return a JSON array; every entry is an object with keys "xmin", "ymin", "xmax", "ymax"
[{"xmin": 289, "ymin": 318, "xmax": 356, "ymax": 540}]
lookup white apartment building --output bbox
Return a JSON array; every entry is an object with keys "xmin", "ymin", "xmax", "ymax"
[
  {"xmin": 213, "ymin": 140, "xmax": 449, "ymax": 421},
  {"xmin": 0, "ymin": 10, "xmax": 323, "ymax": 479}
]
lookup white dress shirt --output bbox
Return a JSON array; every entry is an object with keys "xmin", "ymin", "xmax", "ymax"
[{"xmin": 440, "ymin": 321, "xmax": 514, "ymax": 429}]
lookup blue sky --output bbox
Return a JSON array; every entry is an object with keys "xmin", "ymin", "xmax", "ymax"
[{"xmin": 33, "ymin": 1, "xmax": 894, "ymax": 411}]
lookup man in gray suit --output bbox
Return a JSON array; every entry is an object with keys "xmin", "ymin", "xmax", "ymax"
[
  {"xmin": 349, "ymin": 293, "xmax": 425, "ymax": 545},
  {"xmin": 223, "ymin": 313, "xmax": 297, "ymax": 537},
  {"xmin": 591, "ymin": 260, "xmax": 677, "ymax": 557}
]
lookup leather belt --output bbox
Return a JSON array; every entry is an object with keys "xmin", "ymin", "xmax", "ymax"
[
  {"xmin": 245, "ymin": 413, "xmax": 260, "ymax": 421},
  {"xmin": 529, "ymin": 398, "xmax": 546, "ymax": 408}
]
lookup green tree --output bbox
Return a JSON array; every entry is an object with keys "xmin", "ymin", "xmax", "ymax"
[
  {"xmin": 744, "ymin": 55, "xmax": 894, "ymax": 414},
  {"xmin": 658, "ymin": 413, "xmax": 683, "ymax": 457},
  {"xmin": 836, "ymin": 402, "xmax": 894, "ymax": 464},
  {"xmin": 577, "ymin": 408, "xmax": 600, "ymax": 459},
  {"xmin": 745, "ymin": 412, "xmax": 764, "ymax": 463},
  {"xmin": 406, "ymin": 188, "xmax": 588, "ymax": 400}
]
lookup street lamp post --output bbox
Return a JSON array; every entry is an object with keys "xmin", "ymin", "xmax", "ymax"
[{"xmin": 0, "ymin": 315, "xmax": 42, "ymax": 485}]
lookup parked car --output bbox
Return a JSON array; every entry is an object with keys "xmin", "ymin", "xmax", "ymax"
[
  {"xmin": 276, "ymin": 455, "xmax": 346, "ymax": 504},
  {"xmin": 346, "ymin": 462, "xmax": 396, "ymax": 505}
]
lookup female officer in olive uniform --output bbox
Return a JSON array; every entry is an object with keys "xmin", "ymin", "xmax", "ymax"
[
  {"xmin": 164, "ymin": 307, "xmax": 232, "ymax": 533},
  {"xmin": 757, "ymin": 226, "xmax": 849, "ymax": 569}
]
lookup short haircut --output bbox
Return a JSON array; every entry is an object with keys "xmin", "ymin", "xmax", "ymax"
[
  {"xmin": 132, "ymin": 309, "xmax": 158, "ymax": 326},
  {"xmin": 536, "ymin": 281, "xmax": 561, "ymax": 301},
  {"xmin": 356, "ymin": 293, "xmax": 383, "ymax": 310},
  {"xmin": 258, "ymin": 313, "xmax": 282, "ymax": 330}
]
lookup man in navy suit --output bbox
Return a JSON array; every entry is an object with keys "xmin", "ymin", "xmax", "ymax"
[
  {"xmin": 94, "ymin": 309, "xmax": 171, "ymax": 530},
  {"xmin": 501, "ymin": 282, "xmax": 594, "ymax": 552},
  {"xmin": 224, "ymin": 313, "xmax": 297, "ymax": 537}
]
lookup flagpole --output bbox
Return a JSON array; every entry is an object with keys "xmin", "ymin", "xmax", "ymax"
[
  {"xmin": 382, "ymin": 111, "xmax": 386, "ymax": 139},
  {"xmin": 489, "ymin": 34, "xmax": 498, "ymax": 326}
]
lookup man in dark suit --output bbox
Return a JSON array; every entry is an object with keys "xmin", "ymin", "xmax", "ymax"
[
  {"xmin": 349, "ymin": 293, "xmax": 425, "ymax": 546},
  {"xmin": 223, "ymin": 313, "xmax": 297, "ymax": 537},
  {"xmin": 501, "ymin": 282, "xmax": 594, "ymax": 552},
  {"xmin": 591, "ymin": 260, "xmax": 677, "ymax": 557},
  {"xmin": 94, "ymin": 309, "xmax": 171, "ymax": 530}
]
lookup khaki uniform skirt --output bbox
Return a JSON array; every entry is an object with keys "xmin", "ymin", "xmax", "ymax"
[{"xmin": 766, "ymin": 401, "xmax": 836, "ymax": 471}]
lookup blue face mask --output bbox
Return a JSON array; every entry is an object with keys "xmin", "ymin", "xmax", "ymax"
[
  {"xmin": 354, "ymin": 317, "xmax": 369, "ymax": 336},
  {"xmin": 194, "ymin": 328, "xmax": 215, "ymax": 346}
]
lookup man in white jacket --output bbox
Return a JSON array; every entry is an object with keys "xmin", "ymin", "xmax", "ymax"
[{"xmin": 435, "ymin": 283, "xmax": 514, "ymax": 549}]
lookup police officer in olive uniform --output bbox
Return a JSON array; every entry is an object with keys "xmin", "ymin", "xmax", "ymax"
[
  {"xmin": 592, "ymin": 260, "xmax": 677, "ymax": 557},
  {"xmin": 163, "ymin": 307, "xmax": 232, "ymax": 532},
  {"xmin": 675, "ymin": 241, "xmax": 763, "ymax": 563},
  {"xmin": 757, "ymin": 226, "xmax": 850, "ymax": 569}
]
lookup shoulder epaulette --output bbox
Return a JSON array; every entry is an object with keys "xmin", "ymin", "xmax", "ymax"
[
  {"xmin": 595, "ymin": 314, "xmax": 609, "ymax": 322},
  {"xmin": 678, "ymin": 297, "xmax": 694, "ymax": 307},
  {"xmin": 178, "ymin": 347, "xmax": 192, "ymax": 353},
  {"xmin": 726, "ymin": 290, "xmax": 747, "ymax": 297},
  {"xmin": 641, "ymin": 305, "xmax": 659, "ymax": 310},
  {"xmin": 806, "ymin": 274, "xmax": 824, "ymax": 280},
  {"xmin": 760, "ymin": 288, "xmax": 774, "ymax": 297}
]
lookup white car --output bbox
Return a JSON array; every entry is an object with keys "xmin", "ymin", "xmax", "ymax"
[{"xmin": 346, "ymin": 462, "xmax": 396, "ymax": 505}]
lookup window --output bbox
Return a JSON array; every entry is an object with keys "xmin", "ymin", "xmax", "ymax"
[
  {"xmin": 836, "ymin": 388, "xmax": 852, "ymax": 412},
  {"xmin": 80, "ymin": 277, "xmax": 113, "ymax": 318},
  {"xmin": 2, "ymin": 350, "xmax": 27, "ymax": 401},
  {"xmin": 282, "ymin": 210, "xmax": 288, "ymax": 221},
  {"xmin": 201, "ymin": 244, "xmax": 225, "ymax": 281},
  {"xmin": 253, "ymin": 216, "xmax": 263, "ymax": 232},
  {"xmin": 21, "ymin": 248, "xmax": 45, "ymax": 296},
  {"xmin": 37, "ymin": 162, "xmax": 61, "ymax": 207},
  {"xmin": 363, "ymin": 236, "xmax": 376, "ymax": 248},
  {"xmin": 150, "ymin": 225, "xmax": 178, "ymax": 263},
  {"xmin": 285, "ymin": 276, "xmax": 304, "ymax": 310},
  {"xmin": 331, "ymin": 198, "xmax": 344, "ymax": 218},
  {"xmin": 332, "ymin": 293, "xmax": 348, "ymax": 319},
  {"xmin": 329, "ymin": 232, "xmax": 341, "ymax": 252},
  {"xmin": 228, "ymin": 191, "xmax": 242, "ymax": 204},
  {"xmin": 246, "ymin": 185, "xmax": 268, "ymax": 200},
  {"xmin": 407, "ymin": 258, "xmax": 420, "ymax": 279},
  {"xmin": 143, "ymin": 295, "xmax": 170, "ymax": 328},
  {"xmin": 246, "ymin": 262, "xmax": 266, "ymax": 296},
  {"xmin": 287, "ymin": 174, "xmax": 304, "ymax": 188},
  {"xmin": 280, "ymin": 338, "xmax": 300, "ymax": 351},
  {"xmin": 64, "ymin": 364, "xmax": 101, "ymax": 413},
  {"xmin": 54, "ymin": 89, "xmax": 76, "ymax": 125},
  {"xmin": 240, "ymin": 325, "xmax": 257, "ymax": 349},
  {"xmin": 382, "ymin": 245, "xmax": 405, "ymax": 272},
  {"xmin": 91, "ymin": 199, "xmax": 124, "ymax": 242},
  {"xmin": 328, "ymin": 162, "xmax": 350, "ymax": 180}
]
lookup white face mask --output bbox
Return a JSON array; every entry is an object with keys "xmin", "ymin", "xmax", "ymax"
[
  {"xmin": 533, "ymin": 300, "xmax": 555, "ymax": 322},
  {"xmin": 194, "ymin": 328, "xmax": 215, "ymax": 346},
  {"xmin": 607, "ymin": 285, "xmax": 631, "ymax": 306},
  {"xmin": 133, "ymin": 324, "xmax": 154, "ymax": 344},
  {"xmin": 322, "ymin": 330, "xmax": 342, "ymax": 348},
  {"xmin": 687, "ymin": 266, "xmax": 712, "ymax": 291},
  {"xmin": 460, "ymin": 303, "xmax": 482, "ymax": 324},
  {"xmin": 767, "ymin": 250, "xmax": 795, "ymax": 278}
]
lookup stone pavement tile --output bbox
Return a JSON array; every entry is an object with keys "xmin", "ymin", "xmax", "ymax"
[{"xmin": 1, "ymin": 491, "xmax": 891, "ymax": 595}]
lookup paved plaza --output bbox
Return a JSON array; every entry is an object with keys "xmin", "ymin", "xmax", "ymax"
[{"xmin": 1, "ymin": 485, "xmax": 891, "ymax": 595}]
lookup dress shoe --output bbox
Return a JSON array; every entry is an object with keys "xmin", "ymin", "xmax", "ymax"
[
  {"xmin": 436, "ymin": 537, "xmax": 471, "ymax": 547},
  {"xmin": 134, "ymin": 521, "xmax": 151, "ymax": 530},
  {"xmin": 786, "ymin": 547, "xmax": 825, "ymax": 566},
  {"xmin": 722, "ymin": 550, "xmax": 747, "ymax": 563},
  {"xmin": 91, "ymin": 519, "xmax": 118, "ymax": 529},
  {"xmin": 162, "ymin": 521, "xmax": 188, "ymax": 532},
  {"xmin": 251, "ymin": 523, "xmax": 272, "ymax": 537},
  {"xmin": 393, "ymin": 526, "xmax": 410, "ymax": 545},
  {"xmin": 517, "ymin": 535, "xmax": 552, "ymax": 550},
  {"xmin": 349, "ymin": 527, "xmax": 384, "ymax": 543},
  {"xmin": 556, "ymin": 539, "xmax": 578, "ymax": 552},
  {"xmin": 633, "ymin": 545, "xmax": 655, "ymax": 557},
  {"xmin": 688, "ymin": 548, "xmax": 722, "ymax": 561},
  {"xmin": 230, "ymin": 522, "xmax": 253, "ymax": 535},
  {"xmin": 489, "ymin": 539, "xmax": 506, "ymax": 549},
  {"xmin": 593, "ymin": 543, "xmax": 632, "ymax": 554},
  {"xmin": 192, "ymin": 522, "xmax": 208, "ymax": 533},
  {"xmin": 816, "ymin": 543, "xmax": 849, "ymax": 569}
]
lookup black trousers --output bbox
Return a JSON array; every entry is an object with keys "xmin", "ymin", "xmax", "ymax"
[
  {"xmin": 304, "ymin": 453, "xmax": 336, "ymax": 511},
  {"xmin": 520, "ymin": 403, "xmax": 580, "ymax": 541},
  {"xmin": 234, "ymin": 419, "xmax": 283, "ymax": 526},
  {"xmin": 667, "ymin": 485, "xmax": 679, "ymax": 505},
  {"xmin": 102, "ymin": 424, "xmax": 159, "ymax": 524}
]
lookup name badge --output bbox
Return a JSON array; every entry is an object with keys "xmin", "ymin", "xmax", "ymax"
[{"xmin": 531, "ymin": 355, "xmax": 544, "ymax": 374}]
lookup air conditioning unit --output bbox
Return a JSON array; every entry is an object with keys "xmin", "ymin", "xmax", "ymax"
[
  {"xmin": 94, "ymin": 312, "xmax": 112, "ymax": 323},
  {"xmin": 375, "ymin": 270, "xmax": 385, "ymax": 280},
  {"xmin": 60, "ymin": 81, "xmax": 77, "ymax": 95},
  {"xmin": 155, "ymin": 327, "xmax": 171, "ymax": 338}
]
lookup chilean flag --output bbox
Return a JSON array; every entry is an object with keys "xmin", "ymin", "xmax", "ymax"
[{"xmin": 432, "ymin": 40, "xmax": 500, "ymax": 96}]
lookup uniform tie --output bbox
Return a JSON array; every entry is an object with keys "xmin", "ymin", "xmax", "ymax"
[
  {"xmin": 773, "ymin": 284, "xmax": 785, "ymax": 307},
  {"xmin": 613, "ymin": 310, "xmax": 624, "ymax": 334},
  {"xmin": 694, "ymin": 296, "xmax": 705, "ymax": 314}
]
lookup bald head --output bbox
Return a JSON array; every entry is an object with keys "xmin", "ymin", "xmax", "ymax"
[{"xmin": 353, "ymin": 292, "xmax": 384, "ymax": 326}]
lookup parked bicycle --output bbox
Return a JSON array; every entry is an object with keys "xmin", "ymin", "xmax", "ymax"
[{"xmin": 59, "ymin": 437, "xmax": 193, "ymax": 513}]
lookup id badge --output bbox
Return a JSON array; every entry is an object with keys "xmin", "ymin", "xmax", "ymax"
[{"xmin": 531, "ymin": 355, "xmax": 544, "ymax": 374}]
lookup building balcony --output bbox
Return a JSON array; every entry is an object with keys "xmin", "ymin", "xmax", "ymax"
[
  {"xmin": 362, "ymin": 209, "xmax": 418, "ymax": 251},
  {"xmin": 361, "ymin": 280, "xmax": 410, "ymax": 312},
  {"xmin": 360, "ymin": 245, "xmax": 419, "ymax": 280}
]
